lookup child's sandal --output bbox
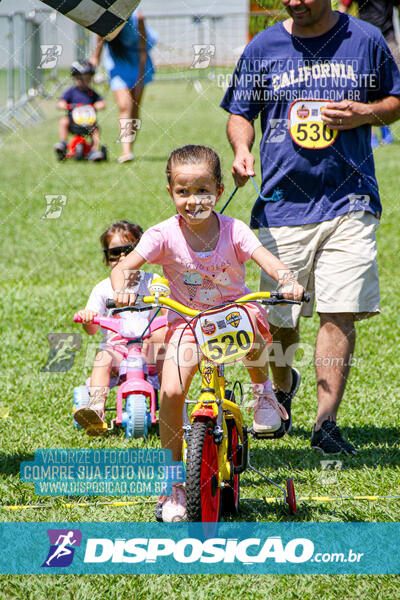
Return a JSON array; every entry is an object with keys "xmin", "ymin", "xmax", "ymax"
[{"xmin": 74, "ymin": 405, "xmax": 107, "ymax": 436}]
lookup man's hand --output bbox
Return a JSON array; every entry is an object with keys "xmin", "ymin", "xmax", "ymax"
[
  {"xmin": 321, "ymin": 100, "xmax": 371, "ymax": 130},
  {"xmin": 232, "ymin": 149, "xmax": 256, "ymax": 187},
  {"xmin": 227, "ymin": 114, "xmax": 256, "ymax": 187}
]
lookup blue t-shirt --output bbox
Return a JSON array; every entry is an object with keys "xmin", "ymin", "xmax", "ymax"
[
  {"xmin": 61, "ymin": 86, "xmax": 102, "ymax": 114},
  {"xmin": 221, "ymin": 13, "xmax": 400, "ymax": 228}
]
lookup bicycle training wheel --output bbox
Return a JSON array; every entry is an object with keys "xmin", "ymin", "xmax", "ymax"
[
  {"xmin": 286, "ymin": 478, "xmax": 297, "ymax": 515},
  {"xmin": 186, "ymin": 419, "xmax": 221, "ymax": 522}
]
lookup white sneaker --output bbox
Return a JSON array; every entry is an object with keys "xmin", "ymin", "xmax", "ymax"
[
  {"xmin": 252, "ymin": 387, "xmax": 288, "ymax": 434},
  {"xmin": 161, "ymin": 483, "xmax": 187, "ymax": 522},
  {"xmin": 118, "ymin": 153, "xmax": 134, "ymax": 164}
]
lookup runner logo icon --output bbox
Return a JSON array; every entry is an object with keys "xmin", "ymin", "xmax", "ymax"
[{"xmin": 42, "ymin": 529, "xmax": 82, "ymax": 568}]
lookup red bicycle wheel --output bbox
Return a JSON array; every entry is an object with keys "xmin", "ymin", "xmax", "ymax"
[
  {"xmin": 221, "ymin": 419, "xmax": 241, "ymax": 516},
  {"xmin": 186, "ymin": 420, "xmax": 221, "ymax": 522},
  {"xmin": 286, "ymin": 478, "xmax": 297, "ymax": 515}
]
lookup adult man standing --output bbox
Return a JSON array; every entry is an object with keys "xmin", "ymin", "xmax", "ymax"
[{"xmin": 221, "ymin": 0, "xmax": 400, "ymax": 454}]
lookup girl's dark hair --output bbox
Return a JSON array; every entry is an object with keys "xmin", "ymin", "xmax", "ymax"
[
  {"xmin": 166, "ymin": 145, "xmax": 223, "ymax": 187},
  {"xmin": 100, "ymin": 220, "xmax": 143, "ymax": 263}
]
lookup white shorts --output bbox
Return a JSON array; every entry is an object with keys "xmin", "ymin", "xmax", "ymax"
[{"xmin": 259, "ymin": 211, "xmax": 380, "ymax": 328}]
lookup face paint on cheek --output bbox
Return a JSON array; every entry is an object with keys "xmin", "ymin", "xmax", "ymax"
[{"xmin": 189, "ymin": 194, "xmax": 217, "ymax": 220}]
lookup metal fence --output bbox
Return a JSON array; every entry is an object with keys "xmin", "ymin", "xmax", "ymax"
[
  {"xmin": 144, "ymin": 12, "xmax": 283, "ymax": 82},
  {"xmin": 0, "ymin": 8, "xmax": 91, "ymax": 134}
]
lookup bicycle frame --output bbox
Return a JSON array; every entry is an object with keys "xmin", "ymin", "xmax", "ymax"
[
  {"xmin": 182, "ymin": 357, "xmax": 248, "ymax": 489},
  {"xmin": 119, "ymin": 278, "xmax": 306, "ymax": 518}
]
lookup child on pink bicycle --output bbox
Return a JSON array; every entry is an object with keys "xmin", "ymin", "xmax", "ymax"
[
  {"xmin": 111, "ymin": 145, "xmax": 304, "ymax": 521},
  {"xmin": 74, "ymin": 220, "xmax": 164, "ymax": 435}
]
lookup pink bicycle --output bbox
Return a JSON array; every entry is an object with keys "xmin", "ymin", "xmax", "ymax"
[{"xmin": 73, "ymin": 305, "xmax": 166, "ymax": 439}]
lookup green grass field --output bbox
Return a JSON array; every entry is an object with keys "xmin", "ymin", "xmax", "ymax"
[{"xmin": 1, "ymin": 80, "xmax": 400, "ymax": 598}]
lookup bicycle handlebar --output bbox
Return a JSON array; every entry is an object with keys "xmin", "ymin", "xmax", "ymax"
[
  {"xmin": 73, "ymin": 312, "xmax": 167, "ymax": 337},
  {"xmin": 106, "ymin": 290, "xmax": 310, "ymax": 316}
]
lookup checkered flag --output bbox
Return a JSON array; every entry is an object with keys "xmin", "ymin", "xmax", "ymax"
[{"xmin": 40, "ymin": 0, "xmax": 141, "ymax": 40}]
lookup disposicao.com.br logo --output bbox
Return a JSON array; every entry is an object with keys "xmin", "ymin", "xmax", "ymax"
[
  {"xmin": 1, "ymin": 522, "xmax": 391, "ymax": 574},
  {"xmin": 82, "ymin": 536, "xmax": 363, "ymax": 565}
]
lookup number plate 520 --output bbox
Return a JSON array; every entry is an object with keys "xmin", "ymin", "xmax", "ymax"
[{"xmin": 194, "ymin": 304, "xmax": 255, "ymax": 364}]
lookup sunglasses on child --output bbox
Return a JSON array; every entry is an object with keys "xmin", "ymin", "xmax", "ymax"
[{"xmin": 103, "ymin": 244, "xmax": 137, "ymax": 262}]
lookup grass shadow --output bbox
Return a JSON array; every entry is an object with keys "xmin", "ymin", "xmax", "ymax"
[
  {"xmin": 292, "ymin": 424, "xmax": 399, "ymax": 447},
  {"xmin": 0, "ymin": 452, "xmax": 35, "ymax": 476}
]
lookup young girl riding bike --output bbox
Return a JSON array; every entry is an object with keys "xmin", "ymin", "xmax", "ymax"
[
  {"xmin": 111, "ymin": 146, "xmax": 304, "ymax": 521},
  {"xmin": 74, "ymin": 220, "xmax": 163, "ymax": 434}
]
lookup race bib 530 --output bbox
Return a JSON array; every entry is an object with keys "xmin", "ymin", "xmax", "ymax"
[{"xmin": 288, "ymin": 100, "xmax": 338, "ymax": 150}]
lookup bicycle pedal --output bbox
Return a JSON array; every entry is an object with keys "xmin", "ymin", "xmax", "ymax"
[{"xmin": 250, "ymin": 421, "xmax": 286, "ymax": 440}]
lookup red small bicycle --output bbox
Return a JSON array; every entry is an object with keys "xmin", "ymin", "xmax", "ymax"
[{"xmin": 57, "ymin": 103, "xmax": 107, "ymax": 162}]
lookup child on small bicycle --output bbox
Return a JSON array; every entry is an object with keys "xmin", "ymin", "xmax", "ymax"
[
  {"xmin": 111, "ymin": 145, "xmax": 304, "ymax": 521},
  {"xmin": 74, "ymin": 220, "xmax": 164, "ymax": 434},
  {"xmin": 54, "ymin": 60, "xmax": 106, "ymax": 162}
]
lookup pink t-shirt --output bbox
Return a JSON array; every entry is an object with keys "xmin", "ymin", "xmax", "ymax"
[{"xmin": 135, "ymin": 212, "xmax": 262, "ymax": 313}]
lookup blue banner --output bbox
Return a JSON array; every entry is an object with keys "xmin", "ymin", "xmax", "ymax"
[
  {"xmin": 0, "ymin": 522, "xmax": 399, "ymax": 574},
  {"xmin": 20, "ymin": 450, "xmax": 185, "ymax": 496}
]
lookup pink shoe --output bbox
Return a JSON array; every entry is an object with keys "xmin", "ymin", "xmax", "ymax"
[
  {"xmin": 161, "ymin": 483, "xmax": 187, "ymax": 522},
  {"xmin": 252, "ymin": 384, "xmax": 288, "ymax": 434}
]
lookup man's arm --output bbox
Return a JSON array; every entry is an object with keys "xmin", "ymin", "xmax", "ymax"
[
  {"xmin": 227, "ymin": 114, "xmax": 256, "ymax": 187},
  {"xmin": 321, "ymin": 96, "xmax": 400, "ymax": 129}
]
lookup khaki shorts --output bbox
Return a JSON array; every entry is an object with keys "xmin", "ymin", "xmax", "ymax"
[{"xmin": 259, "ymin": 211, "xmax": 380, "ymax": 328}]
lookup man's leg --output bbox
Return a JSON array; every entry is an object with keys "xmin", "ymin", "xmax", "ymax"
[
  {"xmin": 310, "ymin": 311, "xmax": 357, "ymax": 455},
  {"xmin": 310, "ymin": 212, "xmax": 380, "ymax": 454},
  {"xmin": 314, "ymin": 313, "xmax": 355, "ymax": 428}
]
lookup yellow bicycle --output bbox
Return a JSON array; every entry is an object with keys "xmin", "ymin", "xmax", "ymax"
[{"xmin": 108, "ymin": 277, "xmax": 309, "ymax": 522}]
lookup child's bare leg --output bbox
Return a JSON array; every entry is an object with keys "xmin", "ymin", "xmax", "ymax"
[
  {"xmin": 88, "ymin": 348, "xmax": 123, "ymax": 413},
  {"xmin": 58, "ymin": 116, "xmax": 69, "ymax": 142},
  {"xmin": 91, "ymin": 126, "xmax": 100, "ymax": 151},
  {"xmin": 159, "ymin": 340, "xmax": 198, "ymax": 461},
  {"xmin": 243, "ymin": 328, "xmax": 269, "ymax": 383},
  {"xmin": 243, "ymin": 318, "xmax": 287, "ymax": 433},
  {"xmin": 75, "ymin": 348, "xmax": 123, "ymax": 435}
]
